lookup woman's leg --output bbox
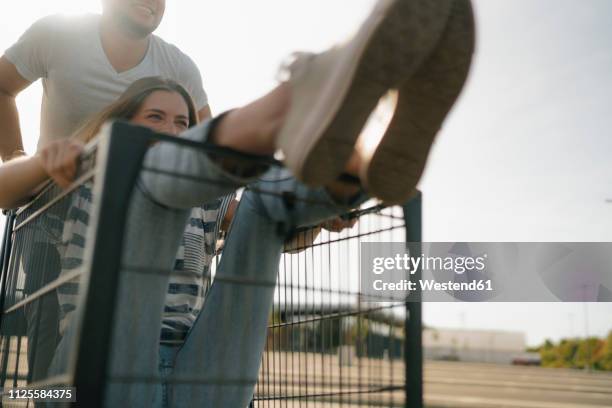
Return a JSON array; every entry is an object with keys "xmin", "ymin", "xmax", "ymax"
[
  {"xmin": 101, "ymin": 113, "xmax": 282, "ymax": 406},
  {"xmin": 46, "ymin": 188, "xmax": 190, "ymax": 408},
  {"xmin": 144, "ymin": 0, "xmax": 469, "ymax": 208},
  {"xmin": 170, "ymin": 168, "xmax": 367, "ymax": 407},
  {"xmin": 139, "ymin": 117, "xmax": 267, "ymax": 209}
]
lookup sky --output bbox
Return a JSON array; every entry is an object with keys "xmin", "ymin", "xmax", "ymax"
[{"xmin": 1, "ymin": 0, "xmax": 611, "ymax": 346}]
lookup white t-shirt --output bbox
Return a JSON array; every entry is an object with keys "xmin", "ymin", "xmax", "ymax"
[{"xmin": 5, "ymin": 14, "xmax": 208, "ymax": 150}]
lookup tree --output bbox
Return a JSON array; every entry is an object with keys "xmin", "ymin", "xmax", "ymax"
[
  {"xmin": 537, "ymin": 333, "xmax": 612, "ymax": 371},
  {"xmin": 575, "ymin": 338, "xmax": 603, "ymax": 369},
  {"xmin": 598, "ymin": 331, "xmax": 612, "ymax": 371}
]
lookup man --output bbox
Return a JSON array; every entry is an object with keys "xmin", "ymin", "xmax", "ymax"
[
  {"xmin": 0, "ymin": 0, "xmax": 211, "ymax": 382},
  {"xmin": 0, "ymin": 0, "xmax": 211, "ymax": 162}
]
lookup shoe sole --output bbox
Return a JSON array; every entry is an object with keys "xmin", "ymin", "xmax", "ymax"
[
  {"xmin": 364, "ymin": 0, "xmax": 476, "ymax": 204},
  {"xmin": 278, "ymin": 0, "xmax": 453, "ymax": 186}
]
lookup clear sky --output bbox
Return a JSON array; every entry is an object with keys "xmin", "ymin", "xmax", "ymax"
[{"xmin": 1, "ymin": 0, "xmax": 611, "ymax": 346}]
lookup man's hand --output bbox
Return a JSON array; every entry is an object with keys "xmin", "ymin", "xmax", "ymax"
[
  {"xmin": 35, "ymin": 139, "xmax": 84, "ymax": 188},
  {"xmin": 321, "ymin": 216, "xmax": 358, "ymax": 233}
]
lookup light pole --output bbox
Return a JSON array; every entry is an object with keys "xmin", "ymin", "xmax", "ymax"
[
  {"xmin": 583, "ymin": 301, "xmax": 591, "ymax": 372},
  {"xmin": 581, "ymin": 284, "xmax": 592, "ymax": 372}
]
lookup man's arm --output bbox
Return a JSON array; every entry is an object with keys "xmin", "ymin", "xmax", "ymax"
[
  {"xmin": 0, "ymin": 56, "xmax": 32, "ymax": 162},
  {"xmin": 197, "ymin": 105, "xmax": 212, "ymax": 123}
]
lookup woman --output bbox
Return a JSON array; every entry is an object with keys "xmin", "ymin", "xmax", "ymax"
[
  {"xmin": 51, "ymin": 78, "xmax": 240, "ymax": 345},
  {"xmin": 32, "ymin": 77, "xmax": 365, "ymax": 408}
]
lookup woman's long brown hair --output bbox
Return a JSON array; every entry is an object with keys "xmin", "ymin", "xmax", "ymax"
[{"xmin": 73, "ymin": 77, "xmax": 199, "ymax": 143}]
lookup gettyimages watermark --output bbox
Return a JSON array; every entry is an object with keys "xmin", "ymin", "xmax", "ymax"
[{"xmin": 360, "ymin": 242, "xmax": 612, "ymax": 302}]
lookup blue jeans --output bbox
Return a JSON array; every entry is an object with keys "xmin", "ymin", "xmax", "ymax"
[
  {"xmin": 155, "ymin": 345, "xmax": 180, "ymax": 408},
  {"xmin": 49, "ymin": 119, "xmax": 366, "ymax": 408},
  {"xmin": 158, "ymin": 170, "xmax": 365, "ymax": 408}
]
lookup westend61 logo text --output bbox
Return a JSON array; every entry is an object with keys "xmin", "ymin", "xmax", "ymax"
[{"xmin": 372, "ymin": 253, "xmax": 487, "ymax": 275}]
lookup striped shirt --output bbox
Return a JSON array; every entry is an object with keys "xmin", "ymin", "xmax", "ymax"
[
  {"xmin": 160, "ymin": 198, "xmax": 233, "ymax": 344},
  {"xmin": 57, "ymin": 182, "xmax": 234, "ymax": 344}
]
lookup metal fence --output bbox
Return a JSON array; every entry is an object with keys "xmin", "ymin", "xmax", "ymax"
[
  {"xmin": 0, "ymin": 122, "xmax": 423, "ymax": 408},
  {"xmin": 0, "ymin": 139, "xmax": 100, "ymax": 407}
]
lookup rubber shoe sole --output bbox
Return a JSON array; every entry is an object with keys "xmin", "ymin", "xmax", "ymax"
[
  {"xmin": 363, "ymin": 0, "xmax": 476, "ymax": 204},
  {"xmin": 276, "ymin": 0, "xmax": 454, "ymax": 186}
]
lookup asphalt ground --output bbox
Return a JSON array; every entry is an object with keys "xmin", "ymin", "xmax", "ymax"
[{"xmin": 254, "ymin": 352, "xmax": 612, "ymax": 407}]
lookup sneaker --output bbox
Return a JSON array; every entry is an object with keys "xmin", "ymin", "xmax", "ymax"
[
  {"xmin": 276, "ymin": 0, "xmax": 455, "ymax": 186},
  {"xmin": 361, "ymin": 0, "xmax": 475, "ymax": 204}
]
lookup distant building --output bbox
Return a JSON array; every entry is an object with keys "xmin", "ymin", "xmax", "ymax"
[
  {"xmin": 267, "ymin": 305, "xmax": 531, "ymax": 365},
  {"xmin": 423, "ymin": 327, "xmax": 527, "ymax": 364}
]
